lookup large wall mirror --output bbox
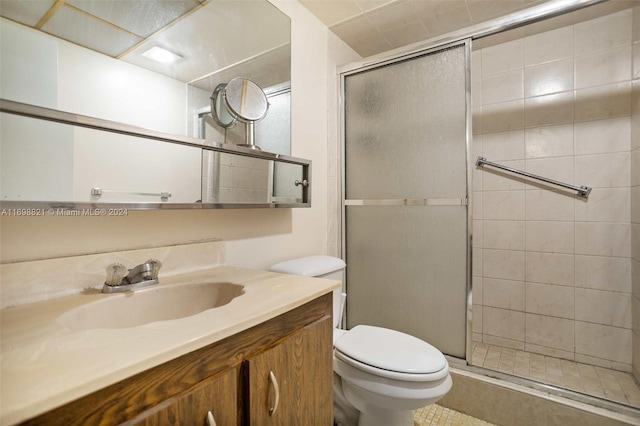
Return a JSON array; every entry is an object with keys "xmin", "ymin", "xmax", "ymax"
[{"xmin": 0, "ymin": 0, "xmax": 307, "ymax": 208}]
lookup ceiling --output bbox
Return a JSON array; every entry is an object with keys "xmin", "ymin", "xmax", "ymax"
[
  {"xmin": 1, "ymin": 0, "xmax": 635, "ymax": 88},
  {"xmin": 300, "ymin": 0, "xmax": 548, "ymax": 57},
  {"xmin": 0, "ymin": 0, "xmax": 291, "ymax": 91}
]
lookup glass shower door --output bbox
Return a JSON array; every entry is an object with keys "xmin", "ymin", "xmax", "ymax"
[{"xmin": 342, "ymin": 42, "xmax": 470, "ymax": 358}]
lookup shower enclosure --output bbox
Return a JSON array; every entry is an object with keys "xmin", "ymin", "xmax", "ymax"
[
  {"xmin": 339, "ymin": 0, "xmax": 640, "ymax": 415},
  {"xmin": 341, "ymin": 43, "xmax": 470, "ymax": 360}
]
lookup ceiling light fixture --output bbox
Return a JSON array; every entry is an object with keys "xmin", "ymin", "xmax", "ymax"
[{"xmin": 142, "ymin": 46, "xmax": 182, "ymax": 64}]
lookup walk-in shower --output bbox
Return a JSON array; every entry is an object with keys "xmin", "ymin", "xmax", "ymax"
[{"xmin": 339, "ymin": 0, "xmax": 639, "ymax": 417}]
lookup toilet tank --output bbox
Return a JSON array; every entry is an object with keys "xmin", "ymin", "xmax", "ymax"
[{"xmin": 270, "ymin": 255, "xmax": 346, "ymax": 328}]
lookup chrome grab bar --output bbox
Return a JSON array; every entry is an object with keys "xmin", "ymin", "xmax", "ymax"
[{"xmin": 475, "ymin": 157, "xmax": 592, "ymax": 198}]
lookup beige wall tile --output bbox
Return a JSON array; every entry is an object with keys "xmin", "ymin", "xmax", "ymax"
[
  {"xmin": 575, "ymin": 321, "xmax": 632, "ymax": 364},
  {"xmin": 525, "ymin": 58, "xmax": 573, "ymax": 98},
  {"xmin": 525, "ymin": 123, "xmax": 573, "ymax": 159},
  {"xmin": 483, "ymin": 306, "xmax": 525, "ymax": 342},
  {"xmin": 575, "ymin": 46, "xmax": 632, "ymax": 90},
  {"xmin": 632, "ymin": 149, "xmax": 640, "ymax": 186},
  {"xmin": 483, "ymin": 69, "xmax": 524, "ymax": 105},
  {"xmin": 473, "ymin": 304, "xmax": 483, "ymax": 333},
  {"xmin": 482, "ymin": 334, "xmax": 525, "ymax": 350},
  {"xmin": 574, "ymin": 9, "xmax": 632, "ymax": 56},
  {"xmin": 526, "ymin": 221, "xmax": 574, "ymax": 254},
  {"xmin": 525, "ymin": 190, "xmax": 574, "ymax": 222},
  {"xmin": 634, "ymin": 79, "xmax": 640, "ymax": 117},
  {"xmin": 482, "ymin": 160, "xmax": 525, "ymax": 191},
  {"xmin": 574, "ymin": 82, "xmax": 631, "ymax": 122},
  {"xmin": 633, "ymin": 224, "xmax": 640, "ymax": 264},
  {"xmin": 526, "ymin": 282, "xmax": 574, "ymax": 319},
  {"xmin": 634, "ymin": 42, "xmax": 640, "ymax": 80},
  {"xmin": 482, "ymin": 130, "xmax": 524, "ymax": 161},
  {"xmin": 575, "ymin": 255, "xmax": 632, "ymax": 293},
  {"xmin": 483, "ymin": 190, "xmax": 525, "ymax": 220},
  {"xmin": 481, "ymin": 38, "xmax": 523, "ymax": 76},
  {"xmin": 472, "ymin": 106, "xmax": 483, "ymax": 135},
  {"xmin": 574, "ymin": 117, "xmax": 631, "ymax": 155},
  {"xmin": 525, "ymin": 156, "xmax": 574, "ymax": 189},
  {"xmin": 575, "ymin": 152, "xmax": 630, "ymax": 189},
  {"xmin": 526, "ymin": 252, "xmax": 574, "ymax": 287},
  {"xmin": 575, "ymin": 188, "xmax": 631, "ymax": 223},
  {"xmin": 526, "ymin": 313, "xmax": 575, "ymax": 352},
  {"xmin": 524, "ymin": 26, "xmax": 573, "ymax": 67},
  {"xmin": 473, "ymin": 191, "xmax": 482, "ymax": 220},
  {"xmin": 575, "ymin": 222, "xmax": 631, "ymax": 257},
  {"xmin": 484, "ymin": 278, "xmax": 525, "ymax": 311},
  {"xmin": 483, "ymin": 220, "xmax": 525, "ymax": 250},
  {"xmin": 524, "ymin": 91, "xmax": 574, "ymax": 128},
  {"xmin": 575, "ymin": 288, "xmax": 632, "ymax": 328},
  {"xmin": 473, "ymin": 219, "xmax": 483, "ymax": 248},
  {"xmin": 483, "ymin": 248, "xmax": 525, "ymax": 281},
  {"xmin": 482, "ymin": 99, "xmax": 524, "ymax": 133},
  {"xmin": 473, "ymin": 275, "xmax": 483, "ymax": 305},
  {"xmin": 525, "ymin": 342, "xmax": 575, "ymax": 361},
  {"xmin": 473, "ymin": 247, "xmax": 483, "ymax": 276}
]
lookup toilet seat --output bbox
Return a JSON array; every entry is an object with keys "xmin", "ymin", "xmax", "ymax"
[{"xmin": 334, "ymin": 325, "xmax": 448, "ymax": 382}]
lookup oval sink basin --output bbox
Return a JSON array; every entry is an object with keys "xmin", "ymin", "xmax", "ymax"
[{"xmin": 58, "ymin": 282, "xmax": 245, "ymax": 330}]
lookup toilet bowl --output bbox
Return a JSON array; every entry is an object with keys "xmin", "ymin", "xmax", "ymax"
[{"xmin": 270, "ymin": 255, "xmax": 451, "ymax": 426}]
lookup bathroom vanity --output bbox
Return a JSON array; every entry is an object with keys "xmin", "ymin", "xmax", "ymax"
[{"xmin": 0, "ymin": 263, "xmax": 338, "ymax": 425}]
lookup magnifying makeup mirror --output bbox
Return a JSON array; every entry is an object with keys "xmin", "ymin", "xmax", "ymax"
[
  {"xmin": 211, "ymin": 77, "xmax": 269, "ymax": 150},
  {"xmin": 210, "ymin": 84, "xmax": 236, "ymax": 128}
]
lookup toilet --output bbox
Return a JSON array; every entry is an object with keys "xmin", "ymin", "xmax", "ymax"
[{"xmin": 270, "ymin": 255, "xmax": 452, "ymax": 426}]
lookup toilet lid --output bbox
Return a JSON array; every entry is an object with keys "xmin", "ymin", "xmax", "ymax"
[{"xmin": 334, "ymin": 325, "xmax": 446, "ymax": 374}]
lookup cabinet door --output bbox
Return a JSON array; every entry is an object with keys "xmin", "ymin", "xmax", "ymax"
[
  {"xmin": 245, "ymin": 316, "xmax": 333, "ymax": 425},
  {"xmin": 128, "ymin": 367, "xmax": 238, "ymax": 426}
]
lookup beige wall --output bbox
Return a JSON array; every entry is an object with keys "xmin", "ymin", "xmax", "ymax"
[
  {"xmin": 0, "ymin": 0, "xmax": 359, "ymax": 272},
  {"xmin": 472, "ymin": 9, "xmax": 634, "ymax": 372},
  {"xmin": 632, "ymin": 4, "xmax": 640, "ymax": 382}
]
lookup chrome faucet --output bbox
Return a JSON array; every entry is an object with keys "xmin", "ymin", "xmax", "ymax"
[{"xmin": 102, "ymin": 260, "xmax": 162, "ymax": 293}]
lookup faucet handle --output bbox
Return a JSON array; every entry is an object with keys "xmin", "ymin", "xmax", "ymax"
[
  {"xmin": 145, "ymin": 259, "xmax": 162, "ymax": 280},
  {"xmin": 105, "ymin": 263, "xmax": 128, "ymax": 286}
]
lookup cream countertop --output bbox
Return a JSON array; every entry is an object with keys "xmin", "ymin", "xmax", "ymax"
[{"xmin": 0, "ymin": 266, "xmax": 340, "ymax": 425}]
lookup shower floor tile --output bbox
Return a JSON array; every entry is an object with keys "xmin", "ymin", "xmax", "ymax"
[
  {"xmin": 414, "ymin": 404, "xmax": 495, "ymax": 425},
  {"xmin": 471, "ymin": 342, "xmax": 640, "ymax": 408}
]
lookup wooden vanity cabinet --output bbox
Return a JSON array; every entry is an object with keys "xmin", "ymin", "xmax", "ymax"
[
  {"xmin": 20, "ymin": 293, "xmax": 333, "ymax": 426},
  {"xmin": 244, "ymin": 316, "xmax": 332, "ymax": 425}
]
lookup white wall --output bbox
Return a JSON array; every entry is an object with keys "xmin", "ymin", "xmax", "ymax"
[{"xmin": 0, "ymin": 1, "xmax": 360, "ymax": 272}]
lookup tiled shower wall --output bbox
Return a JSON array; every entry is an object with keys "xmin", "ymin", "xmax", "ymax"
[{"xmin": 472, "ymin": 9, "xmax": 635, "ymax": 372}]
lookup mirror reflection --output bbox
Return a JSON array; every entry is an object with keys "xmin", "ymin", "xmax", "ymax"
[{"xmin": 0, "ymin": 0, "xmax": 298, "ymax": 207}]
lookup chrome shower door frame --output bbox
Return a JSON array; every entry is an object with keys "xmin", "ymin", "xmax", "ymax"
[{"xmin": 338, "ymin": 39, "xmax": 473, "ymax": 363}]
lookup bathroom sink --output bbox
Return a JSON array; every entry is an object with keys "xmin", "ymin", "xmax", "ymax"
[{"xmin": 58, "ymin": 282, "xmax": 245, "ymax": 330}]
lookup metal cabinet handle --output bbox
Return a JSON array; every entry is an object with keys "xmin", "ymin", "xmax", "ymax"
[
  {"xmin": 268, "ymin": 370, "xmax": 280, "ymax": 416},
  {"xmin": 294, "ymin": 179, "xmax": 308, "ymax": 187},
  {"xmin": 207, "ymin": 410, "xmax": 217, "ymax": 426}
]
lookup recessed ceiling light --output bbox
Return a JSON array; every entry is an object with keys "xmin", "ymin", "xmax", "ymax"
[{"xmin": 142, "ymin": 46, "xmax": 182, "ymax": 64}]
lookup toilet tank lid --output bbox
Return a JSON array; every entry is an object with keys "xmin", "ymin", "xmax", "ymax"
[{"xmin": 269, "ymin": 255, "xmax": 346, "ymax": 277}]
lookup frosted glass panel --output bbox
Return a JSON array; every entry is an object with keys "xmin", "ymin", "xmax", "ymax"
[
  {"xmin": 345, "ymin": 206, "xmax": 467, "ymax": 357},
  {"xmin": 345, "ymin": 46, "xmax": 467, "ymax": 199},
  {"xmin": 343, "ymin": 43, "xmax": 468, "ymax": 358}
]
